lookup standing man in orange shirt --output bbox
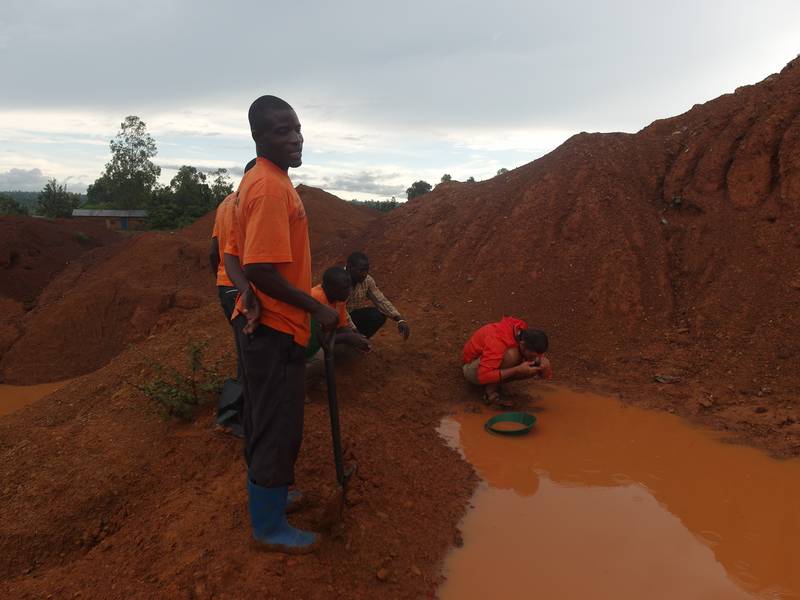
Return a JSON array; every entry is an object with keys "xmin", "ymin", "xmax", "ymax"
[{"xmin": 225, "ymin": 95, "xmax": 338, "ymax": 554}]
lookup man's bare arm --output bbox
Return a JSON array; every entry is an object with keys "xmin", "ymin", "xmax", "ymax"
[
  {"xmin": 209, "ymin": 238, "xmax": 220, "ymax": 275},
  {"xmin": 223, "ymin": 252, "xmax": 250, "ymax": 292},
  {"xmin": 499, "ymin": 362, "xmax": 543, "ymax": 383},
  {"xmin": 223, "ymin": 253, "xmax": 261, "ymax": 333},
  {"xmin": 244, "ymin": 263, "xmax": 338, "ymax": 330}
]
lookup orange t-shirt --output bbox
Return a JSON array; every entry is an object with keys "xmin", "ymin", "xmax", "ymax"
[
  {"xmin": 211, "ymin": 192, "xmax": 236, "ymax": 287},
  {"xmin": 227, "ymin": 158, "xmax": 312, "ymax": 346},
  {"xmin": 310, "ymin": 285, "xmax": 349, "ymax": 328}
]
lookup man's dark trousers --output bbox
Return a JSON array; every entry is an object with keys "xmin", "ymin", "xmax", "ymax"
[
  {"xmin": 217, "ymin": 285, "xmax": 243, "ymax": 382},
  {"xmin": 350, "ymin": 307, "xmax": 387, "ymax": 339},
  {"xmin": 234, "ymin": 315, "xmax": 306, "ymax": 487}
]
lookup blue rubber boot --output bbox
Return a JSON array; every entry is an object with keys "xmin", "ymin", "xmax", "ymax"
[{"xmin": 247, "ymin": 480, "xmax": 319, "ymax": 554}]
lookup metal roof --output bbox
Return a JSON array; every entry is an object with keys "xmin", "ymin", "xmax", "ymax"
[{"xmin": 72, "ymin": 209, "xmax": 148, "ymax": 218}]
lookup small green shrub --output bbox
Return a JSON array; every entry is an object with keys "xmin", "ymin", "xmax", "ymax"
[
  {"xmin": 132, "ymin": 340, "xmax": 223, "ymax": 420},
  {"xmin": 73, "ymin": 231, "xmax": 92, "ymax": 245}
]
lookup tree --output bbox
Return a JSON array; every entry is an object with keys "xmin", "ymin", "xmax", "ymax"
[
  {"xmin": 441, "ymin": 173, "xmax": 452, "ymax": 183},
  {"xmin": 85, "ymin": 174, "xmax": 114, "ymax": 208},
  {"xmin": 87, "ymin": 116, "xmax": 161, "ymax": 209},
  {"xmin": 148, "ymin": 166, "xmax": 215, "ymax": 229},
  {"xmin": 0, "ymin": 194, "xmax": 29, "ymax": 216},
  {"xmin": 466, "ymin": 176, "xmax": 476, "ymax": 183},
  {"xmin": 349, "ymin": 197, "xmax": 399, "ymax": 213},
  {"xmin": 209, "ymin": 168, "xmax": 234, "ymax": 203},
  {"xmin": 36, "ymin": 179, "xmax": 80, "ymax": 218},
  {"xmin": 496, "ymin": 168, "xmax": 509, "ymax": 176},
  {"xmin": 406, "ymin": 180, "xmax": 432, "ymax": 201}
]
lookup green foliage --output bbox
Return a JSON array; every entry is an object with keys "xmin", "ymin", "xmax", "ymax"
[
  {"xmin": 147, "ymin": 165, "xmax": 217, "ymax": 230},
  {"xmin": 466, "ymin": 176, "xmax": 476, "ymax": 183},
  {"xmin": 85, "ymin": 174, "xmax": 115, "ymax": 209},
  {"xmin": 406, "ymin": 180, "xmax": 432, "ymax": 201},
  {"xmin": 85, "ymin": 115, "xmax": 234, "ymax": 228},
  {"xmin": 496, "ymin": 168, "xmax": 509, "ymax": 176},
  {"xmin": 209, "ymin": 168, "xmax": 234, "ymax": 203},
  {"xmin": 73, "ymin": 231, "xmax": 92, "ymax": 245},
  {"xmin": 0, "ymin": 191, "xmax": 40, "ymax": 211},
  {"xmin": 440, "ymin": 173, "xmax": 452, "ymax": 183},
  {"xmin": 132, "ymin": 340, "xmax": 223, "ymax": 421},
  {"xmin": 87, "ymin": 116, "xmax": 161, "ymax": 210},
  {"xmin": 36, "ymin": 179, "xmax": 81, "ymax": 218},
  {"xmin": 0, "ymin": 194, "xmax": 29, "ymax": 216},
  {"xmin": 349, "ymin": 197, "xmax": 399, "ymax": 212}
]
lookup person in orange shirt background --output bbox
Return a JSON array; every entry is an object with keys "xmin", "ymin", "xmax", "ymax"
[
  {"xmin": 311, "ymin": 267, "xmax": 371, "ymax": 350},
  {"xmin": 224, "ymin": 95, "xmax": 338, "ymax": 554},
  {"xmin": 209, "ymin": 158, "xmax": 257, "ymax": 436},
  {"xmin": 305, "ymin": 266, "xmax": 371, "ymax": 393},
  {"xmin": 462, "ymin": 316, "xmax": 553, "ymax": 408}
]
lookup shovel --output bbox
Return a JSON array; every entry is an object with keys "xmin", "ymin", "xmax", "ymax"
[{"xmin": 320, "ymin": 331, "xmax": 357, "ymax": 524}]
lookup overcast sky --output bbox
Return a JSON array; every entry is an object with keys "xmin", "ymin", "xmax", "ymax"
[{"xmin": 1, "ymin": 0, "xmax": 799, "ymax": 200}]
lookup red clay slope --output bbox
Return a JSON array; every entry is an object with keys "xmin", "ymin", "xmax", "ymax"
[
  {"xmin": 359, "ymin": 58, "xmax": 800, "ymax": 454},
  {"xmin": 0, "ymin": 217, "xmax": 125, "ymax": 381},
  {"xmin": 0, "ymin": 216, "xmax": 123, "ymax": 305},
  {"xmin": 0, "ymin": 187, "xmax": 377, "ymax": 384}
]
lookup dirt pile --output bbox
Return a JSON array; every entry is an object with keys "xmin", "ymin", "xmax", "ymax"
[
  {"xmin": 0, "ymin": 187, "xmax": 374, "ymax": 385},
  {"xmin": 0, "ymin": 216, "xmax": 122, "ymax": 305},
  {"xmin": 0, "ymin": 217, "xmax": 125, "ymax": 382},
  {"xmin": 0, "ymin": 302, "xmax": 473, "ymax": 599},
  {"xmin": 359, "ymin": 58, "xmax": 800, "ymax": 455},
  {"xmin": 296, "ymin": 184, "xmax": 379, "ymax": 267}
]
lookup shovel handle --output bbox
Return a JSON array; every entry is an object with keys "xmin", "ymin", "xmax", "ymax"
[{"xmin": 322, "ymin": 332, "xmax": 346, "ymax": 488}]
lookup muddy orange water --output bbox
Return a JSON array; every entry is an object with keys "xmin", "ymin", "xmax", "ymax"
[
  {"xmin": 438, "ymin": 386, "xmax": 800, "ymax": 600},
  {"xmin": 0, "ymin": 381, "xmax": 68, "ymax": 417}
]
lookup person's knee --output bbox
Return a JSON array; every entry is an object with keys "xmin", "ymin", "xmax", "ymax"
[{"xmin": 501, "ymin": 346, "xmax": 522, "ymax": 368}]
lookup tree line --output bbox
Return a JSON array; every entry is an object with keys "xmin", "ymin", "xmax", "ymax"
[
  {"xmin": 404, "ymin": 168, "xmax": 508, "ymax": 201},
  {"xmin": 0, "ymin": 116, "xmax": 233, "ymax": 229},
  {"xmin": 1, "ymin": 116, "xmax": 513, "ymax": 221}
]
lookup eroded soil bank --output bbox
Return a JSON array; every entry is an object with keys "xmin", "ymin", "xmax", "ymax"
[
  {"xmin": 439, "ymin": 386, "xmax": 800, "ymax": 600},
  {"xmin": 0, "ymin": 381, "xmax": 69, "ymax": 417}
]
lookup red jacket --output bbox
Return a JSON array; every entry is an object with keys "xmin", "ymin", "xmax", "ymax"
[{"xmin": 463, "ymin": 316, "xmax": 552, "ymax": 385}]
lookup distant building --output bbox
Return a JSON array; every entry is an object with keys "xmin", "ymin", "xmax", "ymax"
[{"xmin": 71, "ymin": 209, "xmax": 148, "ymax": 231}]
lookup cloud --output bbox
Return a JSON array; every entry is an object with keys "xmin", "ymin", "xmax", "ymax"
[
  {"xmin": 312, "ymin": 170, "xmax": 405, "ymax": 197},
  {"xmin": 0, "ymin": 167, "xmax": 49, "ymax": 191},
  {"xmin": 157, "ymin": 162, "xmax": 239, "ymax": 174}
]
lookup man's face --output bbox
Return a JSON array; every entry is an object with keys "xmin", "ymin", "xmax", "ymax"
[
  {"xmin": 348, "ymin": 261, "xmax": 369, "ymax": 284},
  {"xmin": 519, "ymin": 342, "xmax": 543, "ymax": 363},
  {"xmin": 256, "ymin": 108, "xmax": 303, "ymax": 170},
  {"xmin": 328, "ymin": 281, "xmax": 352, "ymax": 303}
]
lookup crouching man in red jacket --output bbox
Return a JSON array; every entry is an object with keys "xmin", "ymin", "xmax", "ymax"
[{"xmin": 462, "ymin": 316, "xmax": 552, "ymax": 407}]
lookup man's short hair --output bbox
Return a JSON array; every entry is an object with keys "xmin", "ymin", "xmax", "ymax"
[
  {"xmin": 322, "ymin": 266, "xmax": 351, "ymax": 290},
  {"xmin": 248, "ymin": 95, "xmax": 293, "ymax": 138},
  {"xmin": 520, "ymin": 329, "xmax": 548, "ymax": 353},
  {"xmin": 346, "ymin": 251, "xmax": 369, "ymax": 267},
  {"xmin": 244, "ymin": 158, "xmax": 257, "ymax": 173}
]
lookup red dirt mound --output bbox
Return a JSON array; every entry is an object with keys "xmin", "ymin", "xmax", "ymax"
[
  {"xmin": 0, "ymin": 217, "xmax": 125, "ymax": 383},
  {"xmin": 0, "ymin": 186, "xmax": 377, "ymax": 384},
  {"xmin": 358, "ymin": 58, "xmax": 800, "ymax": 456},
  {"xmin": 0, "ymin": 216, "xmax": 123, "ymax": 305},
  {"xmin": 0, "ymin": 302, "xmax": 473, "ymax": 600},
  {"xmin": 296, "ymin": 184, "xmax": 379, "ymax": 272}
]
